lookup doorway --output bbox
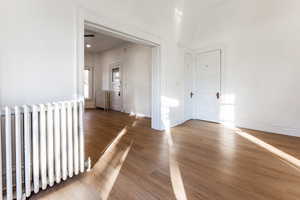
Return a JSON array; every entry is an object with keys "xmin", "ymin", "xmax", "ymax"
[
  {"xmin": 184, "ymin": 52, "xmax": 194, "ymax": 120},
  {"xmin": 83, "ymin": 27, "xmax": 152, "ymax": 117},
  {"xmin": 110, "ymin": 63, "xmax": 122, "ymax": 112},
  {"xmin": 77, "ymin": 11, "xmax": 162, "ymax": 130},
  {"xmin": 192, "ymin": 49, "xmax": 222, "ymax": 123},
  {"xmin": 81, "ymin": 21, "xmax": 161, "ymax": 129}
]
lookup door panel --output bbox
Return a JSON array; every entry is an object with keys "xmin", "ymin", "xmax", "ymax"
[
  {"xmin": 193, "ymin": 50, "xmax": 221, "ymax": 122},
  {"xmin": 184, "ymin": 53, "xmax": 194, "ymax": 120},
  {"xmin": 110, "ymin": 66, "xmax": 122, "ymax": 111}
]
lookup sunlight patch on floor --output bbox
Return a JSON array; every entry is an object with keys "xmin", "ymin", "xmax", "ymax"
[
  {"xmin": 235, "ymin": 129, "xmax": 300, "ymax": 169},
  {"xmin": 132, "ymin": 120, "xmax": 137, "ymax": 127},
  {"xmin": 33, "ymin": 127, "xmax": 132, "ymax": 200},
  {"xmin": 166, "ymin": 130, "xmax": 188, "ymax": 200},
  {"xmin": 161, "ymin": 96, "xmax": 187, "ymax": 200},
  {"xmin": 85, "ymin": 126, "xmax": 132, "ymax": 200},
  {"xmin": 219, "ymin": 93, "xmax": 300, "ymax": 170},
  {"xmin": 88, "ymin": 141, "xmax": 133, "ymax": 200}
]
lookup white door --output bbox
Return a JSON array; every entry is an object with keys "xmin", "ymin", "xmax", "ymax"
[
  {"xmin": 184, "ymin": 53, "xmax": 194, "ymax": 120},
  {"xmin": 110, "ymin": 64, "xmax": 122, "ymax": 111},
  {"xmin": 193, "ymin": 50, "xmax": 221, "ymax": 122}
]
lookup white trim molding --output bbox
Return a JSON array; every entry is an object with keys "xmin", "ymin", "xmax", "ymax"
[
  {"xmin": 236, "ymin": 120, "xmax": 300, "ymax": 138},
  {"xmin": 76, "ymin": 7, "xmax": 163, "ymax": 130}
]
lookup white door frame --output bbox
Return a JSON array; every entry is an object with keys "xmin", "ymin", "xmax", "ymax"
[
  {"xmin": 109, "ymin": 62, "xmax": 123, "ymax": 112},
  {"xmin": 84, "ymin": 66, "xmax": 94, "ymax": 100},
  {"xmin": 184, "ymin": 51, "xmax": 194, "ymax": 121},
  {"xmin": 76, "ymin": 8, "xmax": 162, "ymax": 130}
]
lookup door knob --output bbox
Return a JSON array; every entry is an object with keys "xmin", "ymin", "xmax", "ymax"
[{"xmin": 190, "ymin": 92, "xmax": 194, "ymax": 98}]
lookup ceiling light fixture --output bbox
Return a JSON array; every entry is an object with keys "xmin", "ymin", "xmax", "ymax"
[{"xmin": 86, "ymin": 44, "xmax": 91, "ymax": 48}]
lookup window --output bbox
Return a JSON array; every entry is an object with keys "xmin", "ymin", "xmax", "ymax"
[
  {"xmin": 112, "ymin": 67, "xmax": 120, "ymax": 83},
  {"xmin": 111, "ymin": 67, "xmax": 121, "ymax": 93},
  {"xmin": 84, "ymin": 67, "xmax": 93, "ymax": 99}
]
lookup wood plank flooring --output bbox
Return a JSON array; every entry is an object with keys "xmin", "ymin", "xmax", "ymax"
[{"xmin": 31, "ymin": 109, "xmax": 300, "ymax": 200}]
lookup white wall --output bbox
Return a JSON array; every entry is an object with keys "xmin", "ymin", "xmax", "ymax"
[
  {"xmin": 0, "ymin": 1, "xmax": 77, "ymax": 106},
  {"xmin": 0, "ymin": 0, "xmax": 194, "ymax": 128},
  {"xmin": 3, "ymin": 0, "xmax": 297, "ymax": 135},
  {"xmin": 93, "ymin": 44, "xmax": 152, "ymax": 117},
  {"xmin": 190, "ymin": 0, "xmax": 300, "ymax": 137}
]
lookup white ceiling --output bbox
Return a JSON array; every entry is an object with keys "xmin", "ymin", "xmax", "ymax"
[
  {"xmin": 84, "ymin": 30, "xmax": 129, "ymax": 53},
  {"xmin": 82, "ymin": 0, "xmax": 229, "ymax": 51}
]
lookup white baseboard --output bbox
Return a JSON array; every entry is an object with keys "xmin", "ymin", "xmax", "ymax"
[
  {"xmin": 169, "ymin": 119, "xmax": 187, "ymax": 129},
  {"xmin": 179, "ymin": 117, "xmax": 300, "ymax": 138},
  {"xmin": 123, "ymin": 111, "xmax": 151, "ymax": 118},
  {"xmin": 170, "ymin": 121, "xmax": 183, "ymax": 128},
  {"xmin": 236, "ymin": 120, "xmax": 300, "ymax": 137}
]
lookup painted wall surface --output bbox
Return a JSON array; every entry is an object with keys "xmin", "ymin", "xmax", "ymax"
[
  {"xmin": 0, "ymin": 0, "xmax": 192, "ymax": 128},
  {"xmin": 2, "ymin": 0, "xmax": 298, "ymax": 135},
  {"xmin": 0, "ymin": 1, "xmax": 77, "ymax": 106},
  {"xmin": 190, "ymin": 0, "xmax": 300, "ymax": 136}
]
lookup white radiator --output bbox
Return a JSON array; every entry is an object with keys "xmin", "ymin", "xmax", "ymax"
[
  {"xmin": 95, "ymin": 90, "xmax": 111, "ymax": 111},
  {"xmin": 0, "ymin": 99, "xmax": 86, "ymax": 200}
]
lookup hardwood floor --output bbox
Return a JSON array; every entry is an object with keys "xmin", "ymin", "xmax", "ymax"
[{"xmin": 31, "ymin": 109, "xmax": 300, "ymax": 200}]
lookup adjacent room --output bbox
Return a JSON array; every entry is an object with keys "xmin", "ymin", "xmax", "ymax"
[
  {"xmin": 83, "ymin": 26, "xmax": 152, "ymax": 118},
  {"xmin": 1, "ymin": 0, "xmax": 300, "ymax": 200}
]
